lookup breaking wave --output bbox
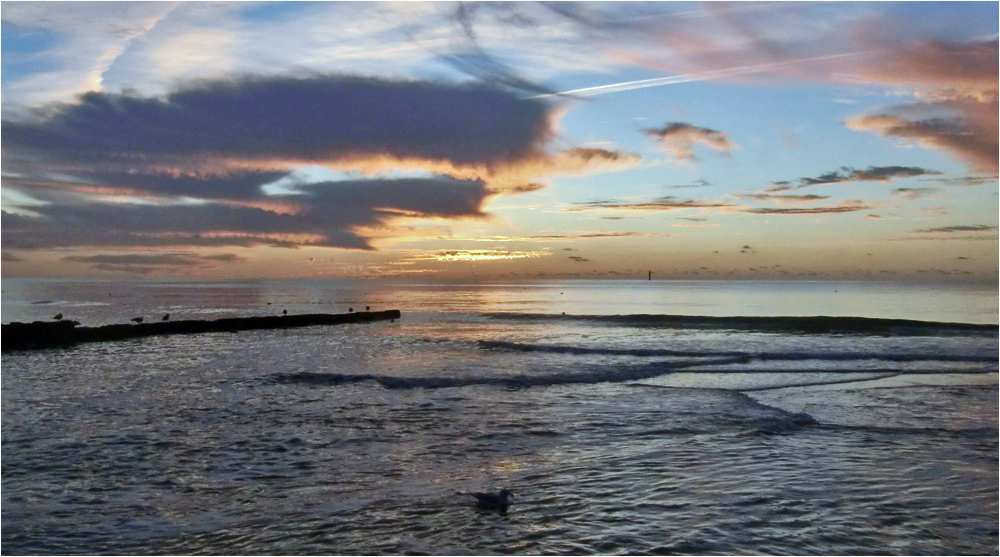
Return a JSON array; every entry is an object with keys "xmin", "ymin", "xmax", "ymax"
[{"xmin": 481, "ymin": 313, "xmax": 999, "ymax": 336}]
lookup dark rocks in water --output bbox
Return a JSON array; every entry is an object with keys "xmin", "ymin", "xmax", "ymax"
[
  {"xmin": 471, "ymin": 489, "xmax": 513, "ymax": 511},
  {"xmin": 2, "ymin": 310, "xmax": 402, "ymax": 351}
]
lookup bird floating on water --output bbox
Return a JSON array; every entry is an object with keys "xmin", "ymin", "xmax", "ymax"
[
  {"xmin": 53, "ymin": 313, "xmax": 63, "ymax": 320},
  {"xmin": 131, "ymin": 317, "xmax": 143, "ymax": 324},
  {"xmin": 469, "ymin": 489, "xmax": 513, "ymax": 511}
]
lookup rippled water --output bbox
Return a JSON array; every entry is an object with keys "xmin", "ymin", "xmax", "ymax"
[{"xmin": 2, "ymin": 279, "xmax": 997, "ymax": 555}]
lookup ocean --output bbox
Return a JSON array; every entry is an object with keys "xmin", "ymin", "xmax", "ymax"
[{"xmin": 2, "ymin": 279, "xmax": 997, "ymax": 555}]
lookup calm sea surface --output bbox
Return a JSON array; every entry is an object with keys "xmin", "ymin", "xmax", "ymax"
[{"xmin": 2, "ymin": 279, "xmax": 997, "ymax": 555}]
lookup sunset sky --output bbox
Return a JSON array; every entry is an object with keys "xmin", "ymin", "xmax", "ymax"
[{"xmin": 2, "ymin": 1, "xmax": 997, "ymax": 281}]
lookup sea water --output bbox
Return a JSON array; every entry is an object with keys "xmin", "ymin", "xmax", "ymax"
[{"xmin": 2, "ymin": 279, "xmax": 997, "ymax": 555}]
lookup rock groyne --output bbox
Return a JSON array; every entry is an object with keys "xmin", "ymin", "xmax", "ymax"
[{"xmin": 2, "ymin": 310, "xmax": 401, "ymax": 351}]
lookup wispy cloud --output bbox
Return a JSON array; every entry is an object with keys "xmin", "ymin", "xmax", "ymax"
[
  {"xmin": 770, "ymin": 166, "xmax": 941, "ymax": 190},
  {"xmin": 62, "ymin": 252, "xmax": 246, "ymax": 275},
  {"xmin": 892, "ymin": 188, "xmax": 940, "ymax": 200},
  {"xmin": 743, "ymin": 201, "xmax": 874, "ymax": 215},
  {"xmin": 910, "ymin": 225, "xmax": 998, "ymax": 234},
  {"xmin": 645, "ymin": 123, "xmax": 735, "ymax": 162},
  {"xmin": 411, "ymin": 249, "xmax": 551, "ymax": 262},
  {"xmin": 568, "ymin": 196, "xmax": 734, "ymax": 212},
  {"xmin": 745, "ymin": 194, "xmax": 831, "ymax": 203},
  {"xmin": 427, "ymin": 231, "xmax": 674, "ymax": 242}
]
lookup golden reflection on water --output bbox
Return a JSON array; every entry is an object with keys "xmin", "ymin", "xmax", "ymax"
[{"xmin": 488, "ymin": 458, "xmax": 526, "ymax": 474}]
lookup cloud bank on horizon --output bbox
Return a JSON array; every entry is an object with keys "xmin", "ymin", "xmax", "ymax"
[{"xmin": 1, "ymin": 1, "xmax": 997, "ymax": 280}]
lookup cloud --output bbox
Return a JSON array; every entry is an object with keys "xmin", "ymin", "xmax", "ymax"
[
  {"xmin": 2, "ymin": 75, "xmax": 552, "ymax": 174},
  {"xmin": 568, "ymin": 256, "xmax": 589, "ymax": 262},
  {"xmin": 62, "ymin": 252, "xmax": 246, "ymax": 275},
  {"xmin": 1, "ymin": 73, "xmax": 644, "ymax": 254},
  {"xmin": 745, "ymin": 193, "xmax": 831, "ymax": 203},
  {"xmin": 928, "ymin": 175, "xmax": 998, "ymax": 187},
  {"xmin": 1, "ymin": 2, "xmax": 176, "ymax": 106},
  {"xmin": 743, "ymin": 201, "xmax": 873, "ymax": 215},
  {"xmin": 1, "ymin": 176, "xmax": 493, "ymax": 251},
  {"xmin": 645, "ymin": 123, "xmax": 735, "ymax": 161},
  {"xmin": 568, "ymin": 196, "xmax": 734, "ymax": 212},
  {"xmin": 845, "ymin": 100, "xmax": 998, "ymax": 173},
  {"xmin": 661, "ymin": 179, "xmax": 712, "ymax": 189},
  {"xmin": 775, "ymin": 166, "xmax": 941, "ymax": 189},
  {"xmin": 411, "ymin": 249, "xmax": 551, "ymax": 262},
  {"xmin": 892, "ymin": 188, "xmax": 940, "ymax": 200},
  {"xmin": 910, "ymin": 225, "xmax": 998, "ymax": 234},
  {"xmin": 428, "ymin": 231, "xmax": 674, "ymax": 243},
  {"xmin": 535, "ymin": 4, "xmax": 997, "ymax": 171}
]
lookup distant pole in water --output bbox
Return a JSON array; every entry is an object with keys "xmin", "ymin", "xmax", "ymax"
[{"xmin": 648, "ymin": 270, "xmax": 652, "ymax": 280}]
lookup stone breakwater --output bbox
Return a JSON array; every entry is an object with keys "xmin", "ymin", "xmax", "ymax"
[{"xmin": 1, "ymin": 310, "xmax": 402, "ymax": 351}]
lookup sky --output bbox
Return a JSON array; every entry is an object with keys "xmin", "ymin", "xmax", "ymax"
[{"xmin": 1, "ymin": 1, "xmax": 997, "ymax": 282}]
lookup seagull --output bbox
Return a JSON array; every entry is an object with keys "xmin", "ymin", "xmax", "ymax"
[
  {"xmin": 365, "ymin": 306, "xmax": 370, "ymax": 311},
  {"xmin": 348, "ymin": 307, "xmax": 353, "ymax": 312},
  {"xmin": 282, "ymin": 309, "xmax": 288, "ymax": 315},
  {"xmin": 161, "ymin": 314, "xmax": 170, "ymax": 321},
  {"xmin": 470, "ymin": 489, "xmax": 513, "ymax": 511},
  {"xmin": 53, "ymin": 313, "xmax": 63, "ymax": 320},
  {"xmin": 131, "ymin": 317, "xmax": 144, "ymax": 324}
]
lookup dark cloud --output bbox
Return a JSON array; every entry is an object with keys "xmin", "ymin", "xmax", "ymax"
[
  {"xmin": 568, "ymin": 256, "xmax": 589, "ymax": 262},
  {"xmin": 2, "ymin": 75, "xmax": 552, "ymax": 172},
  {"xmin": 743, "ymin": 204, "xmax": 872, "ymax": 215},
  {"xmin": 910, "ymin": 225, "xmax": 998, "ymax": 234},
  {"xmin": 62, "ymin": 252, "xmax": 246, "ymax": 275},
  {"xmin": 645, "ymin": 123, "xmax": 735, "ymax": 161},
  {"xmin": 6, "ymin": 171, "xmax": 290, "ymax": 203},
  {"xmin": 746, "ymin": 193, "xmax": 830, "ymax": 202},
  {"xmin": 783, "ymin": 166, "xmax": 941, "ymax": 189},
  {"xmin": 568, "ymin": 196, "xmax": 733, "ymax": 211},
  {"xmin": 2, "ymin": 176, "xmax": 492, "ymax": 250},
  {"xmin": 2, "ymin": 251, "xmax": 25, "ymax": 262}
]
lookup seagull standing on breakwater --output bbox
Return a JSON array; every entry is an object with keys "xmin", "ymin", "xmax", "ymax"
[
  {"xmin": 53, "ymin": 313, "xmax": 63, "ymax": 320},
  {"xmin": 162, "ymin": 314, "xmax": 170, "ymax": 321}
]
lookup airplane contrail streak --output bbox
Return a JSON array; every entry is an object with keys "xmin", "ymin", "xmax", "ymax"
[{"xmin": 530, "ymin": 52, "xmax": 860, "ymax": 99}]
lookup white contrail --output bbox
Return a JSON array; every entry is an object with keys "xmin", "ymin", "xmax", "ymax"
[{"xmin": 530, "ymin": 52, "xmax": 860, "ymax": 99}]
